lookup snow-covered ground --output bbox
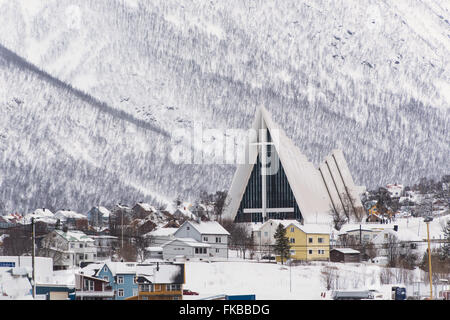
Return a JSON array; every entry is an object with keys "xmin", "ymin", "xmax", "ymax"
[{"xmin": 183, "ymin": 258, "xmax": 410, "ymax": 300}]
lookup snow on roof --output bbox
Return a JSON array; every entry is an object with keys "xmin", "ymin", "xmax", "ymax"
[
  {"xmin": 33, "ymin": 208, "xmax": 54, "ymax": 217},
  {"xmin": 163, "ymin": 238, "xmax": 211, "ymax": 248},
  {"xmin": 280, "ymin": 220, "xmax": 331, "ymax": 234},
  {"xmin": 331, "ymin": 248, "xmax": 360, "ymax": 254},
  {"xmin": 99, "ymin": 262, "xmax": 137, "ymax": 276},
  {"xmin": 135, "ymin": 203, "xmax": 157, "ymax": 212},
  {"xmin": 145, "ymin": 247, "xmax": 163, "ymax": 252},
  {"xmin": 0, "ymin": 269, "xmax": 32, "ymax": 299},
  {"xmin": 54, "ymin": 210, "xmax": 86, "ymax": 221},
  {"xmin": 184, "ymin": 220, "xmax": 230, "ymax": 235},
  {"xmin": 147, "ymin": 227, "xmax": 178, "ymax": 237},
  {"xmin": 98, "ymin": 206, "xmax": 110, "ymax": 217},
  {"xmin": 338, "ymin": 224, "xmax": 385, "ymax": 234},
  {"xmin": 136, "ymin": 264, "xmax": 184, "ymax": 284},
  {"xmin": 55, "ymin": 230, "xmax": 94, "ymax": 242},
  {"xmin": 174, "ymin": 207, "xmax": 195, "ymax": 219},
  {"xmin": 153, "ymin": 264, "xmax": 184, "ymax": 284},
  {"xmin": 80, "ymin": 263, "xmax": 105, "ymax": 277}
]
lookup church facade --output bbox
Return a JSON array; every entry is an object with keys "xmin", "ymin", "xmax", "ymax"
[{"xmin": 222, "ymin": 107, "xmax": 366, "ymax": 225}]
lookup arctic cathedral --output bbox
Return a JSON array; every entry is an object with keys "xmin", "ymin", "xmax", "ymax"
[{"xmin": 222, "ymin": 107, "xmax": 366, "ymax": 225}]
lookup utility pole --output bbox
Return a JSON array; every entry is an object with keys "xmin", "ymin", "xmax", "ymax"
[
  {"xmin": 31, "ymin": 217, "xmax": 36, "ymax": 299},
  {"xmin": 424, "ymin": 216, "xmax": 433, "ymax": 300},
  {"xmin": 121, "ymin": 211, "xmax": 124, "ymax": 249}
]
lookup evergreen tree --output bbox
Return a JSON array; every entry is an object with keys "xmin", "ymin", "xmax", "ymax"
[
  {"xmin": 440, "ymin": 220, "xmax": 450, "ymax": 260},
  {"xmin": 273, "ymin": 224, "xmax": 291, "ymax": 265}
]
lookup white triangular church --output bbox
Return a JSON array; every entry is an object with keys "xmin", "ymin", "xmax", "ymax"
[{"xmin": 222, "ymin": 106, "xmax": 366, "ymax": 225}]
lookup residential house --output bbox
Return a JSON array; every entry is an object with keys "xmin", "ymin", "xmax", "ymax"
[
  {"xmin": 54, "ymin": 210, "xmax": 88, "ymax": 230},
  {"xmin": 94, "ymin": 262, "xmax": 138, "ymax": 300},
  {"xmin": 161, "ymin": 238, "xmax": 211, "ymax": 261},
  {"xmin": 280, "ymin": 221, "xmax": 331, "ymax": 261},
  {"xmin": 372, "ymin": 227, "xmax": 423, "ymax": 258},
  {"xmin": 145, "ymin": 227, "xmax": 178, "ymax": 247},
  {"xmin": 87, "ymin": 206, "xmax": 111, "ymax": 228},
  {"xmin": 90, "ymin": 235, "xmax": 118, "ymax": 260},
  {"xmin": 386, "ymin": 184, "xmax": 404, "ymax": 198},
  {"xmin": 132, "ymin": 202, "xmax": 157, "ymax": 219},
  {"xmin": 174, "ymin": 220, "xmax": 230, "ymax": 259},
  {"xmin": 144, "ymin": 246, "xmax": 164, "ymax": 260},
  {"xmin": 75, "ymin": 273, "xmax": 114, "ymax": 300},
  {"xmin": 39, "ymin": 230, "xmax": 97, "ymax": 269},
  {"xmin": 126, "ymin": 263, "xmax": 185, "ymax": 300},
  {"xmin": 338, "ymin": 224, "xmax": 385, "ymax": 246},
  {"xmin": 252, "ymin": 219, "xmax": 289, "ymax": 253},
  {"xmin": 330, "ymin": 248, "xmax": 361, "ymax": 263}
]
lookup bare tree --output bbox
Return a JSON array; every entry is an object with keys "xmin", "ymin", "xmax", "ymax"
[
  {"xmin": 321, "ymin": 266, "xmax": 339, "ymax": 290},
  {"xmin": 221, "ymin": 219, "xmax": 253, "ymax": 259}
]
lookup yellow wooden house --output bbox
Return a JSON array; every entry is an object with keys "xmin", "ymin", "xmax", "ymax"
[
  {"xmin": 277, "ymin": 221, "xmax": 331, "ymax": 261},
  {"xmin": 125, "ymin": 263, "xmax": 185, "ymax": 300}
]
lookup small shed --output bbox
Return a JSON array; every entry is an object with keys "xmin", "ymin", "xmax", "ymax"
[{"xmin": 330, "ymin": 248, "xmax": 361, "ymax": 263}]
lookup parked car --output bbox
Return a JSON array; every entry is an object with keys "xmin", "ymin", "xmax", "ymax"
[
  {"xmin": 261, "ymin": 255, "xmax": 275, "ymax": 260},
  {"xmin": 183, "ymin": 289, "xmax": 199, "ymax": 295}
]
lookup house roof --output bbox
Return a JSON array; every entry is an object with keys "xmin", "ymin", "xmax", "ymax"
[
  {"xmin": 96, "ymin": 262, "xmax": 137, "ymax": 276},
  {"xmin": 134, "ymin": 203, "xmax": 157, "ymax": 212},
  {"xmin": 181, "ymin": 220, "xmax": 230, "ymax": 236},
  {"xmin": 136, "ymin": 264, "xmax": 184, "ymax": 284},
  {"xmin": 281, "ymin": 220, "xmax": 331, "ymax": 234},
  {"xmin": 55, "ymin": 230, "xmax": 94, "ymax": 242},
  {"xmin": 147, "ymin": 227, "xmax": 178, "ymax": 237},
  {"xmin": 162, "ymin": 238, "xmax": 211, "ymax": 248},
  {"xmin": 331, "ymin": 248, "xmax": 360, "ymax": 254}
]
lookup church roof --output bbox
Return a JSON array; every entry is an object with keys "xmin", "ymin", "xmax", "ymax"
[{"xmin": 223, "ymin": 106, "xmax": 365, "ymax": 225}]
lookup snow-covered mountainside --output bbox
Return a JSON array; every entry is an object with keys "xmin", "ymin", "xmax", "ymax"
[{"xmin": 0, "ymin": 0, "xmax": 449, "ymax": 213}]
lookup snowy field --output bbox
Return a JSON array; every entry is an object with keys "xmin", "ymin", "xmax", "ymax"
[{"xmin": 183, "ymin": 259, "xmax": 411, "ymax": 300}]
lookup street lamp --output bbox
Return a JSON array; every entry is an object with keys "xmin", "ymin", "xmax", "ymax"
[{"xmin": 424, "ymin": 216, "xmax": 433, "ymax": 300}]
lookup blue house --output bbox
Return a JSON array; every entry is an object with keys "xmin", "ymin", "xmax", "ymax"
[{"xmin": 95, "ymin": 262, "xmax": 138, "ymax": 300}]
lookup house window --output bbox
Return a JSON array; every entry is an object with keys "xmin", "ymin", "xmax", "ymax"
[
  {"xmin": 80, "ymin": 243, "xmax": 84, "ymax": 248},
  {"xmin": 89, "ymin": 280, "xmax": 94, "ymax": 291},
  {"xmin": 290, "ymin": 250, "xmax": 296, "ymax": 255},
  {"xmin": 290, "ymin": 227, "xmax": 295, "ymax": 233},
  {"xmin": 171, "ymin": 284, "xmax": 181, "ymax": 291},
  {"xmin": 117, "ymin": 276, "xmax": 124, "ymax": 284},
  {"xmin": 70, "ymin": 243, "xmax": 75, "ymax": 249},
  {"xmin": 290, "ymin": 238, "xmax": 295, "ymax": 243},
  {"xmin": 104, "ymin": 276, "xmax": 109, "ymax": 282},
  {"xmin": 215, "ymin": 248, "xmax": 220, "ymax": 253},
  {"xmin": 308, "ymin": 238, "xmax": 313, "ymax": 243},
  {"xmin": 78, "ymin": 254, "xmax": 84, "ymax": 260},
  {"xmin": 318, "ymin": 238, "xmax": 324, "ymax": 243},
  {"xmin": 203, "ymin": 237, "xmax": 208, "ymax": 242},
  {"xmin": 318, "ymin": 250, "xmax": 324, "ymax": 254},
  {"xmin": 215, "ymin": 237, "xmax": 221, "ymax": 243},
  {"xmin": 195, "ymin": 247, "xmax": 207, "ymax": 254},
  {"xmin": 308, "ymin": 250, "xmax": 312, "ymax": 254},
  {"xmin": 187, "ymin": 226, "xmax": 190, "ymax": 230},
  {"xmin": 118, "ymin": 289, "xmax": 124, "ymax": 297},
  {"xmin": 104, "ymin": 266, "xmax": 108, "ymax": 272}
]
